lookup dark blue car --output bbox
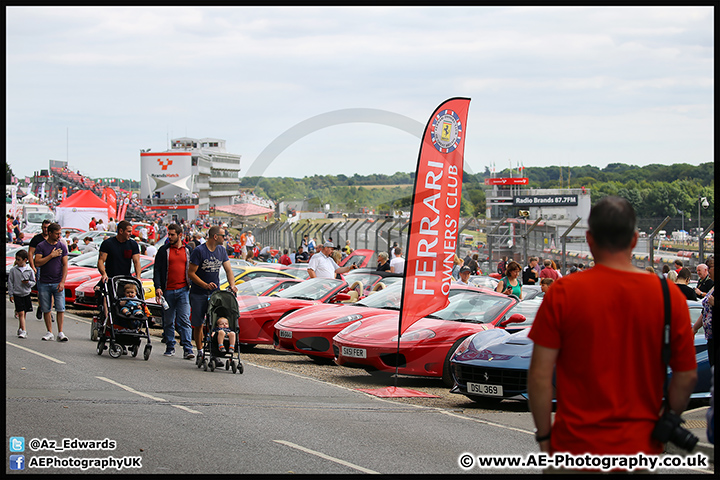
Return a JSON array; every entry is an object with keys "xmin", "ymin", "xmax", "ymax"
[{"xmin": 449, "ymin": 300, "xmax": 710, "ymax": 404}]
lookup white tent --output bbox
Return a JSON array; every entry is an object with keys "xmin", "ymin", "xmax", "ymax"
[{"xmin": 54, "ymin": 190, "xmax": 109, "ymax": 230}]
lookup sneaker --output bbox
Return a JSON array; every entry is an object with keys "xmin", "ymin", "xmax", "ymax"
[
  {"xmin": 57, "ymin": 332, "xmax": 68, "ymax": 342},
  {"xmin": 42, "ymin": 331, "xmax": 55, "ymax": 341},
  {"xmin": 163, "ymin": 348, "xmax": 175, "ymax": 357},
  {"xmin": 17, "ymin": 328, "xmax": 22, "ymax": 336},
  {"xmin": 18, "ymin": 330, "xmax": 27, "ymax": 339},
  {"xmin": 183, "ymin": 351, "xmax": 195, "ymax": 360}
]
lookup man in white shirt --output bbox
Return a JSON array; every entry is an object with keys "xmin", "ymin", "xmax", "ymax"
[
  {"xmin": 389, "ymin": 247, "xmax": 405, "ymax": 274},
  {"xmin": 307, "ymin": 242, "xmax": 357, "ymax": 279}
]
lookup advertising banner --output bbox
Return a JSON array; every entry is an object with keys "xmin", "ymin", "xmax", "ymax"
[
  {"xmin": 484, "ymin": 177, "xmax": 529, "ymax": 185},
  {"xmin": 399, "ymin": 98, "xmax": 470, "ymax": 335},
  {"xmin": 140, "ymin": 152, "xmax": 193, "ymax": 200}
]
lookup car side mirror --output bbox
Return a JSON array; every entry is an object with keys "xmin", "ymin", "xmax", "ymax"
[{"xmin": 500, "ymin": 313, "xmax": 526, "ymax": 328}]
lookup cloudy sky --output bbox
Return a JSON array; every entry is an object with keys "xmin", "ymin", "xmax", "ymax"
[{"xmin": 6, "ymin": 6, "xmax": 713, "ymax": 181}]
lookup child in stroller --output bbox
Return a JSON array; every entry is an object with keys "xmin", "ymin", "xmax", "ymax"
[
  {"xmin": 119, "ymin": 283, "xmax": 145, "ymax": 318},
  {"xmin": 213, "ymin": 317, "xmax": 236, "ymax": 354}
]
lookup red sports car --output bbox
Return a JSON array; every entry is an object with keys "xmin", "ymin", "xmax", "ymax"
[
  {"xmin": 236, "ymin": 277, "xmax": 352, "ymax": 349},
  {"xmin": 338, "ymin": 249, "xmax": 374, "ymax": 268},
  {"xmin": 274, "ymin": 282, "xmax": 404, "ymax": 361},
  {"xmin": 333, "ymin": 286, "xmax": 526, "ymax": 386},
  {"xmin": 235, "ymin": 277, "xmax": 302, "ymax": 297}
]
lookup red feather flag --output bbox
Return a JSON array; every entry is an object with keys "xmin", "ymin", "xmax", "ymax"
[{"xmin": 399, "ymin": 97, "xmax": 470, "ymax": 336}]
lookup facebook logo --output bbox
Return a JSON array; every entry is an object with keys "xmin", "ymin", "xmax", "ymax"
[
  {"xmin": 9, "ymin": 437, "xmax": 25, "ymax": 452},
  {"xmin": 10, "ymin": 454, "xmax": 25, "ymax": 470}
]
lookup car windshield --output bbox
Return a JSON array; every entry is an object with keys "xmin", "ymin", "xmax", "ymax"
[
  {"xmin": 357, "ymin": 283, "xmax": 403, "ymax": 309},
  {"xmin": 430, "ymin": 290, "xmax": 514, "ymax": 323},
  {"xmin": 276, "ymin": 278, "xmax": 344, "ymax": 300},
  {"xmin": 26, "ymin": 212, "xmax": 54, "ymax": 223},
  {"xmin": 219, "ymin": 266, "xmax": 246, "ymax": 285},
  {"xmin": 282, "ymin": 267, "xmax": 310, "ymax": 279},
  {"xmin": 70, "ymin": 252, "xmax": 99, "ymax": 267},
  {"xmin": 345, "ymin": 272, "xmax": 381, "ymax": 287},
  {"xmin": 236, "ymin": 277, "xmax": 278, "ymax": 296},
  {"xmin": 469, "ymin": 275, "xmax": 499, "ymax": 289},
  {"xmin": 501, "ymin": 298, "xmax": 543, "ymax": 327},
  {"xmin": 140, "ymin": 267, "xmax": 154, "ymax": 279}
]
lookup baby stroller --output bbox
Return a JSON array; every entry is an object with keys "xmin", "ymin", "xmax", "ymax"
[
  {"xmin": 94, "ymin": 276, "xmax": 153, "ymax": 360},
  {"xmin": 196, "ymin": 289, "xmax": 243, "ymax": 374}
]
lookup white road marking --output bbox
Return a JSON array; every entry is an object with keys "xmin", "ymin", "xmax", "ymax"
[
  {"xmin": 7, "ymin": 341, "xmax": 66, "ymax": 364},
  {"xmin": 96, "ymin": 376, "xmax": 168, "ymax": 402},
  {"xmin": 273, "ymin": 440, "xmax": 380, "ymax": 474},
  {"xmin": 96, "ymin": 376, "xmax": 202, "ymax": 414}
]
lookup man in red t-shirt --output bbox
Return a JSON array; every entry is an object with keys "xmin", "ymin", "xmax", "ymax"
[
  {"xmin": 153, "ymin": 223, "xmax": 194, "ymax": 360},
  {"xmin": 527, "ymin": 196, "xmax": 697, "ymax": 466}
]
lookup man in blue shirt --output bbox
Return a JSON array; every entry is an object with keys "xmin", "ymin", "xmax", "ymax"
[{"xmin": 188, "ymin": 225, "xmax": 237, "ymax": 358}]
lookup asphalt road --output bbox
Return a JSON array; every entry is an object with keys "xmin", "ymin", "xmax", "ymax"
[{"xmin": 6, "ymin": 301, "xmax": 712, "ymax": 475}]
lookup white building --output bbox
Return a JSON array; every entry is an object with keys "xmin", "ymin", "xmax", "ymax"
[{"xmin": 140, "ymin": 137, "xmax": 242, "ymax": 222}]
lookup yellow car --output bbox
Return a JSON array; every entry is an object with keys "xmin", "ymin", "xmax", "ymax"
[{"xmin": 219, "ymin": 265, "xmax": 300, "ymax": 290}]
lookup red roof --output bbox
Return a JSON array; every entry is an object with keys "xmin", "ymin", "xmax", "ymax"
[
  {"xmin": 58, "ymin": 189, "xmax": 109, "ymax": 209},
  {"xmin": 215, "ymin": 203, "xmax": 274, "ymax": 217}
]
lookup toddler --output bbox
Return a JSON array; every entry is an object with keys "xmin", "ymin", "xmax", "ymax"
[
  {"xmin": 213, "ymin": 317, "xmax": 236, "ymax": 354},
  {"xmin": 119, "ymin": 283, "xmax": 145, "ymax": 317},
  {"xmin": 8, "ymin": 250, "xmax": 36, "ymax": 338}
]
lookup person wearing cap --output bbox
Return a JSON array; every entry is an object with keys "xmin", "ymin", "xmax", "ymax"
[
  {"xmin": 244, "ymin": 230, "xmax": 255, "ymax": 260},
  {"xmin": 455, "ymin": 266, "xmax": 472, "ymax": 285},
  {"xmin": 307, "ymin": 241, "xmax": 357, "ymax": 279}
]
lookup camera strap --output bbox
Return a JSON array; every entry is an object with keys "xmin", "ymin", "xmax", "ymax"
[{"xmin": 659, "ymin": 274, "xmax": 671, "ymax": 408}]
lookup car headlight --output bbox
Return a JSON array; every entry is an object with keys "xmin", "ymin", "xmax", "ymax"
[
  {"xmin": 390, "ymin": 329, "xmax": 436, "ymax": 342},
  {"xmin": 240, "ymin": 302, "xmax": 271, "ymax": 313},
  {"xmin": 328, "ymin": 314, "xmax": 363, "ymax": 325},
  {"xmin": 452, "ymin": 336, "xmax": 473, "ymax": 357},
  {"xmin": 338, "ymin": 320, "xmax": 362, "ymax": 335}
]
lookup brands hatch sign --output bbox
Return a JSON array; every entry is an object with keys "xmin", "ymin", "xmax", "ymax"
[{"xmin": 513, "ymin": 195, "xmax": 578, "ymax": 206}]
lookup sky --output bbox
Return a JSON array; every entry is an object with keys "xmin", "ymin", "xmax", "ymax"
[{"xmin": 6, "ymin": 6, "xmax": 714, "ymax": 182}]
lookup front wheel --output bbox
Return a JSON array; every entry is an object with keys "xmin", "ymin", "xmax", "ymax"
[
  {"xmin": 109, "ymin": 343, "xmax": 123, "ymax": 359},
  {"xmin": 442, "ymin": 337, "xmax": 468, "ymax": 387},
  {"xmin": 143, "ymin": 344, "xmax": 152, "ymax": 361}
]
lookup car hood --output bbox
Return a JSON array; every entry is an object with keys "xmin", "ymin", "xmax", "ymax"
[
  {"xmin": 278, "ymin": 304, "xmax": 387, "ymax": 329},
  {"xmin": 453, "ymin": 328, "xmax": 533, "ymax": 364},
  {"xmin": 334, "ymin": 312, "xmax": 493, "ymax": 345}
]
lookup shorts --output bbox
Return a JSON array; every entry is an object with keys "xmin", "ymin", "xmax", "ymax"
[
  {"xmin": 13, "ymin": 294, "xmax": 33, "ymax": 313},
  {"xmin": 38, "ymin": 282, "xmax": 66, "ymax": 313},
  {"xmin": 189, "ymin": 292, "xmax": 210, "ymax": 328}
]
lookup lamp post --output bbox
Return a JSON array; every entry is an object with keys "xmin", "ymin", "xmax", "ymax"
[{"xmin": 699, "ymin": 196, "xmax": 709, "ymax": 235}]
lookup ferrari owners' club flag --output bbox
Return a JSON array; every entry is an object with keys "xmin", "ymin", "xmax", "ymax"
[{"xmin": 399, "ymin": 97, "xmax": 470, "ymax": 336}]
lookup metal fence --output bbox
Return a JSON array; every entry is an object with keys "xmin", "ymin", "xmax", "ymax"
[{"xmin": 239, "ymin": 216, "xmax": 714, "ymax": 277}]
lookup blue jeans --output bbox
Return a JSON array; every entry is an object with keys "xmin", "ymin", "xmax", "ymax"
[
  {"xmin": 38, "ymin": 282, "xmax": 66, "ymax": 313},
  {"xmin": 163, "ymin": 286, "xmax": 192, "ymax": 352}
]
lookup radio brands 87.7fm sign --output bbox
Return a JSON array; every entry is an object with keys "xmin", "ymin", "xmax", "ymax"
[{"xmin": 513, "ymin": 195, "xmax": 578, "ymax": 206}]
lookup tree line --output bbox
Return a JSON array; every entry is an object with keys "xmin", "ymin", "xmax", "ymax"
[{"xmin": 239, "ymin": 162, "xmax": 714, "ymax": 221}]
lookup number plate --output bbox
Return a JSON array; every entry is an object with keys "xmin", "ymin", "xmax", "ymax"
[
  {"xmin": 278, "ymin": 329, "xmax": 292, "ymax": 339},
  {"xmin": 467, "ymin": 382, "xmax": 503, "ymax": 397},
  {"xmin": 341, "ymin": 346, "xmax": 367, "ymax": 358}
]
